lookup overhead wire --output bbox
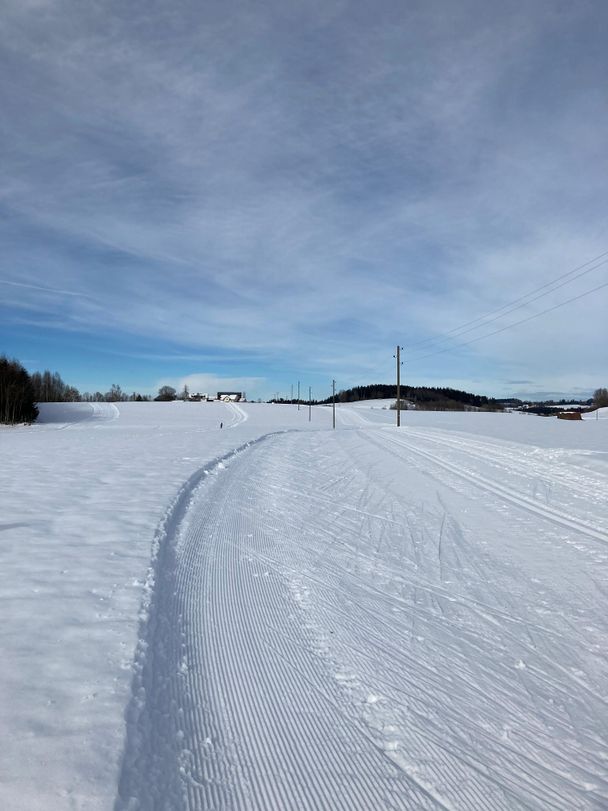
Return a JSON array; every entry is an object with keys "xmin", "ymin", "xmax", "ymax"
[
  {"xmin": 407, "ymin": 277, "xmax": 608, "ymax": 364},
  {"xmin": 403, "ymin": 249, "xmax": 608, "ymax": 353}
]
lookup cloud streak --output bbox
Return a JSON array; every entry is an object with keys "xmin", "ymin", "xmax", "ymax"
[{"xmin": 1, "ymin": 0, "xmax": 607, "ymax": 398}]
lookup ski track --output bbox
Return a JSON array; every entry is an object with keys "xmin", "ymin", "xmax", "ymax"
[
  {"xmin": 226, "ymin": 402, "xmax": 249, "ymax": 427},
  {"xmin": 115, "ymin": 434, "xmax": 432, "ymax": 810},
  {"xmin": 371, "ymin": 431, "xmax": 608, "ymax": 544},
  {"xmin": 389, "ymin": 425, "xmax": 607, "ymax": 513},
  {"xmin": 116, "ymin": 419, "xmax": 608, "ymax": 810},
  {"xmin": 35, "ymin": 401, "xmax": 120, "ymax": 429}
]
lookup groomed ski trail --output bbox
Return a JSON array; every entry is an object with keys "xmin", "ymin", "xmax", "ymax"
[
  {"xmin": 115, "ymin": 433, "xmax": 436, "ymax": 811},
  {"xmin": 116, "ymin": 426, "xmax": 608, "ymax": 810},
  {"xmin": 371, "ymin": 431, "xmax": 608, "ymax": 544}
]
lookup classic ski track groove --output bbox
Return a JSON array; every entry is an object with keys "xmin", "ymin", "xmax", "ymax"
[
  {"xmin": 115, "ymin": 432, "xmax": 439, "ymax": 810},
  {"xmin": 391, "ymin": 425, "xmax": 607, "ymax": 506},
  {"xmin": 373, "ymin": 431, "xmax": 608, "ymax": 544},
  {"xmin": 115, "ymin": 422, "xmax": 608, "ymax": 810},
  {"xmin": 115, "ymin": 431, "xmax": 294, "ymax": 810}
]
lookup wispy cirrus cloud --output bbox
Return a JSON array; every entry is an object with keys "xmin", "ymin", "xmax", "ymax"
[{"xmin": 1, "ymin": 0, "xmax": 607, "ymax": 398}]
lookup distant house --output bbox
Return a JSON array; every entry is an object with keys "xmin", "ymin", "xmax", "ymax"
[{"xmin": 217, "ymin": 391, "xmax": 242, "ymax": 402}]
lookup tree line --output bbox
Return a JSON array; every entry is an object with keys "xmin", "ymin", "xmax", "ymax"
[
  {"xmin": 316, "ymin": 383, "xmax": 504, "ymax": 411},
  {"xmin": 0, "ymin": 357, "xmax": 39, "ymax": 424},
  {"xmin": 0, "ymin": 355, "xmax": 202, "ymax": 424},
  {"xmin": 321, "ymin": 384, "xmax": 608, "ymax": 413},
  {"xmin": 0, "ymin": 356, "xmax": 156, "ymax": 424},
  {"xmin": 30, "ymin": 374, "xmax": 153, "ymax": 404}
]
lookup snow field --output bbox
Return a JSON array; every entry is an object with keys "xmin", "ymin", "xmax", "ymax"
[
  {"xmin": 1, "ymin": 401, "xmax": 607, "ymax": 809},
  {"xmin": 0, "ymin": 401, "xmax": 328, "ymax": 809}
]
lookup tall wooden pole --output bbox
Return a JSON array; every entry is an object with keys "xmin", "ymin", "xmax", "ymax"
[
  {"xmin": 396, "ymin": 345, "xmax": 401, "ymax": 427},
  {"xmin": 332, "ymin": 379, "xmax": 336, "ymax": 429},
  {"xmin": 308, "ymin": 386, "xmax": 312, "ymax": 421}
]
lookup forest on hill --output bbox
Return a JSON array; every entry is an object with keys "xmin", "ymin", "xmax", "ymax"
[{"xmin": 317, "ymin": 384, "xmax": 503, "ymax": 411}]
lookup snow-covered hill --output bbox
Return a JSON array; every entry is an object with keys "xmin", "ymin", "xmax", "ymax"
[{"xmin": 583, "ymin": 405, "xmax": 608, "ymax": 420}]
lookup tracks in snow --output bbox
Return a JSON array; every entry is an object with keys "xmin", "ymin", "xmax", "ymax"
[
  {"xmin": 226, "ymin": 402, "xmax": 248, "ymax": 428},
  {"xmin": 35, "ymin": 401, "xmax": 120, "ymax": 429},
  {"xmin": 116, "ymin": 427, "xmax": 608, "ymax": 810},
  {"xmin": 371, "ymin": 430, "xmax": 608, "ymax": 544},
  {"xmin": 115, "ymin": 433, "xmax": 429, "ymax": 810}
]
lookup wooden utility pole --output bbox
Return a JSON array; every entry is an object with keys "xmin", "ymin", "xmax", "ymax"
[
  {"xmin": 297, "ymin": 380, "xmax": 300, "ymax": 411},
  {"xmin": 332, "ymin": 379, "xmax": 336, "ymax": 429},
  {"xmin": 395, "ymin": 345, "xmax": 403, "ymax": 427},
  {"xmin": 308, "ymin": 386, "xmax": 312, "ymax": 421}
]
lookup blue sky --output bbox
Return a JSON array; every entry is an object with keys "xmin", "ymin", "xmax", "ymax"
[{"xmin": 1, "ymin": 0, "xmax": 607, "ymax": 401}]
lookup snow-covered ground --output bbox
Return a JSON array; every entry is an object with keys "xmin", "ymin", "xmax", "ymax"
[
  {"xmin": 1, "ymin": 402, "xmax": 607, "ymax": 809},
  {"xmin": 583, "ymin": 405, "xmax": 608, "ymax": 421}
]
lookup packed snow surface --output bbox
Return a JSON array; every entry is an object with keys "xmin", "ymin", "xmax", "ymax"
[{"xmin": 1, "ymin": 401, "xmax": 607, "ymax": 809}]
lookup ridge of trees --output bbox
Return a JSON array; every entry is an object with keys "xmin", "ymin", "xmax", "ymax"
[
  {"xmin": 80, "ymin": 384, "xmax": 151, "ymax": 402},
  {"xmin": 0, "ymin": 359, "xmax": 155, "ymax": 424},
  {"xmin": 30, "ymin": 373, "xmax": 152, "ymax": 403},
  {"xmin": 31, "ymin": 370, "xmax": 81, "ymax": 403},
  {"xmin": 316, "ymin": 383, "xmax": 503, "ymax": 411}
]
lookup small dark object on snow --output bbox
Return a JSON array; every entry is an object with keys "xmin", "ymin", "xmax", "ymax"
[{"xmin": 220, "ymin": 422, "xmax": 223, "ymax": 429}]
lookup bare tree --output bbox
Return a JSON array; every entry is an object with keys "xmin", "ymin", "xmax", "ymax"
[
  {"xmin": 105, "ymin": 384, "xmax": 126, "ymax": 402},
  {"xmin": 30, "ymin": 370, "xmax": 80, "ymax": 402},
  {"xmin": 593, "ymin": 388, "xmax": 608, "ymax": 408},
  {"xmin": 0, "ymin": 356, "xmax": 38, "ymax": 424},
  {"xmin": 155, "ymin": 385, "xmax": 177, "ymax": 401}
]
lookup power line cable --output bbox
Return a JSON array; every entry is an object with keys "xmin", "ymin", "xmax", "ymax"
[
  {"xmin": 406, "ymin": 256, "xmax": 608, "ymax": 352},
  {"xmin": 403, "ymin": 249, "xmax": 608, "ymax": 352},
  {"xmin": 407, "ymin": 278, "xmax": 608, "ymax": 364}
]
